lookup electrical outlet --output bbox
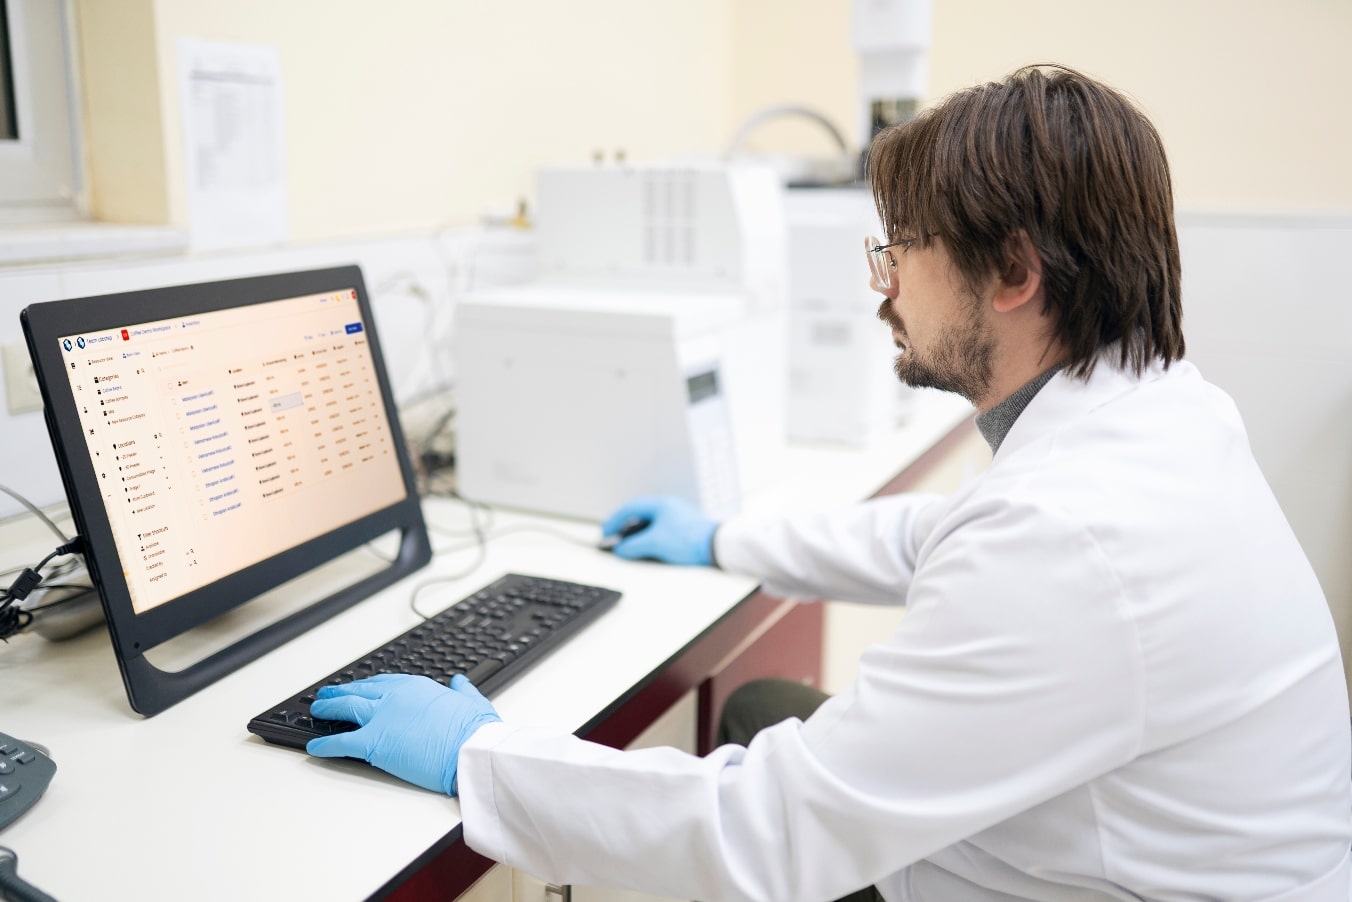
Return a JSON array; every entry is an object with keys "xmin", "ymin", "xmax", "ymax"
[{"xmin": 2, "ymin": 339, "xmax": 44, "ymax": 414}]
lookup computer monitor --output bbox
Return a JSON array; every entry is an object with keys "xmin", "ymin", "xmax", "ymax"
[{"xmin": 21, "ymin": 265, "xmax": 431, "ymax": 715}]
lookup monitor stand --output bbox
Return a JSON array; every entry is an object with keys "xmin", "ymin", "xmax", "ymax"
[{"xmin": 115, "ymin": 522, "xmax": 430, "ymax": 716}]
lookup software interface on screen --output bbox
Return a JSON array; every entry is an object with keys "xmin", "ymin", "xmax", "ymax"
[{"xmin": 57, "ymin": 288, "xmax": 407, "ymax": 615}]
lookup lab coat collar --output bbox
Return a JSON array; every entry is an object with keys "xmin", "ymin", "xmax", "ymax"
[{"xmin": 993, "ymin": 347, "xmax": 1184, "ymax": 461}]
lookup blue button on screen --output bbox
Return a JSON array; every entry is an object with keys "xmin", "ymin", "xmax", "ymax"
[{"xmin": 344, "ymin": 322, "xmax": 363, "ymax": 335}]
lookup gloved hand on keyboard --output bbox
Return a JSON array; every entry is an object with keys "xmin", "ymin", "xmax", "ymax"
[
  {"xmin": 306, "ymin": 673, "xmax": 501, "ymax": 796},
  {"xmin": 601, "ymin": 495, "xmax": 718, "ymax": 566}
]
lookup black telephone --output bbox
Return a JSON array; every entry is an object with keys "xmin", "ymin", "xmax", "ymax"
[
  {"xmin": 0, "ymin": 734, "xmax": 57, "ymax": 901},
  {"xmin": 0, "ymin": 734, "xmax": 54, "ymax": 833}
]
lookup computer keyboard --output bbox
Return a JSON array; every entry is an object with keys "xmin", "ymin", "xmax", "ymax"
[{"xmin": 247, "ymin": 573, "xmax": 622, "ymax": 749}]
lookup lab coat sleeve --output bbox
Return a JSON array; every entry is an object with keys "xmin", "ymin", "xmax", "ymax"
[
  {"xmin": 456, "ymin": 497, "xmax": 1145, "ymax": 902},
  {"xmin": 712, "ymin": 492, "xmax": 949, "ymax": 604}
]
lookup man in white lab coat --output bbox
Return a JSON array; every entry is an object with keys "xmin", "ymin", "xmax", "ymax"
[{"xmin": 308, "ymin": 65, "xmax": 1352, "ymax": 900}]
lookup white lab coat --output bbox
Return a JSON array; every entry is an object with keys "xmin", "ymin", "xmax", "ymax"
[{"xmin": 459, "ymin": 357, "xmax": 1352, "ymax": 901}]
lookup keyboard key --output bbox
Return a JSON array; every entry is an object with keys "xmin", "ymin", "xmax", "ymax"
[{"xmin": 465, "ymin": 658, "xmax": 504, "ymax": 684}]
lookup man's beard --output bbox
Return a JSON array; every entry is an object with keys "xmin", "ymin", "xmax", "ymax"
[{"xmin": 876, "ymin": 297, "xmax": 995, "ymax": 405}]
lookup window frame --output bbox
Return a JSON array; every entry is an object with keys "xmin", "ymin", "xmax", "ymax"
[{"xmin": 0, "ymin": 0, "xmax": 84, "ymax": 224}]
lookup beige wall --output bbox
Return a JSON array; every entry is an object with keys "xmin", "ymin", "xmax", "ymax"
[
  {"xmin": 79, "ymin": 1, "xmax": 738, "ymax": 238},
  {"xmin": 726, "ymin": 0, "xmax": 1352, "ymax": 212},
  {"xmin": 928, "ymin": 0, "xmax": 1352, "ymax": 213},
  {"xmin": 72, "ymin": 1, "xmax": 1349, "ymax": 238},
  {"xmin": 726, "ymin": 0, "xmax": 858, "ymax": 157},
  {"xmin": 74, "ymin": 0, "xmax": 170, "ymax": 224}
]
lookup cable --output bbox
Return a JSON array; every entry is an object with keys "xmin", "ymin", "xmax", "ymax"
[
  {"xmin": 410, "ymin": 401, "xmax": 458, "ymax": 491},
  {"xmin": 407, "ymin": 492, "xmax": 491, "ymax": 620},
  {"xmin": 419, "ymin": 404, "xmax": 457, "ymax": 460},
  {"xmin": 406, "ymin": 546, "xmax": 491, "ymax": 620},
  {"xmin": 405, "ymin": 495, "xmax": 602, "ymax": 619},
  {"xmin": 426, "ymin": 489, "xmax": 496, "ymax": 539},
  {"xmin": 471, "ymin": 522, "xmax": 599, "ymax": 550},
  {"xmin": 0, "ymin": 485, "xmax": 70, "ymax": 544},
  {"xmin": 0, "ymin": 847, "xmax": 58, "ymax": 902},
  {"xmin": 374, "ymin": 268, "xmax": 457, "ymax": 408},
  {"xmin": 0, "ymin": 538, "xmax": 84, "ymax": 642}
]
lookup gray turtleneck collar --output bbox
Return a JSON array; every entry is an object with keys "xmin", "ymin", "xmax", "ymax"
[{"xmin": 975, "ymin": 365, "xmax": 1063, "ymax": 453}]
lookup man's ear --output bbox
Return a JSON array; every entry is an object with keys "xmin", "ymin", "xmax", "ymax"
[{"xmin": 991, "ymin": 230, "xmax": 1043, "ymax": 314}]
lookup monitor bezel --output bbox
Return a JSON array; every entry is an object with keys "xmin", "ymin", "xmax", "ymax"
[{"xmin": 21, "ymin": 265, "xmax": 431, "ymax": 715}]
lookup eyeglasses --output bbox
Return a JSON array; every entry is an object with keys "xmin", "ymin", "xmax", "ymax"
[{"xmin": 865, "ymin": 235, "xmax": 917, "ymax": 290}]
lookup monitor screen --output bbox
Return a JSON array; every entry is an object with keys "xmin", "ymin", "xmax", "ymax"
[
  {"xmin": 23, "ymin": 266, "xmax": 431, "ymax": 715},
  {"xmin": 58, "ymin": 287, "xmax": 405, "ymax": 614}
]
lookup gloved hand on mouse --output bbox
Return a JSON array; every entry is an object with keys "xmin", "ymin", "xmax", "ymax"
[
  {"xmin": 600, "ymin": 495, "xmax": 719, "ymax": 566},
  {"xmin": 306, "ymin": 673, "xmax": 501, "ymax": 795}
]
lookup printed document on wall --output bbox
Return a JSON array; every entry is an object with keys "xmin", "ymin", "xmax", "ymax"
[{"xmin": 177, "ymin": 38, "xmax": 288, "ymax": 250}]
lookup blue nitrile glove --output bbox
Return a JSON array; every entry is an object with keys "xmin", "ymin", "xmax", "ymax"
[
  {"xmin": 601, "ymin": 495, "xmax": 718, "ymax": 566},
  {"xmin": 306, "ymin": 673, "xmax": 500, "ymax": 796}
]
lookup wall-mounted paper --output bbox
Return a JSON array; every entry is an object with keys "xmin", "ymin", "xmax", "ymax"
[{"xmin": 177, "ymin": 38, "xmax": 288, "ymax": 250}]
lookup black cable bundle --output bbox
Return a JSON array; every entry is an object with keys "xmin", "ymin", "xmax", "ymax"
[{"xmin": 0, "ymin": 539, "xmax": 84, "ymax": 642}]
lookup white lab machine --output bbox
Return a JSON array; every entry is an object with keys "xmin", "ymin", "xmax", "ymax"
[
  {"xmin": 532, "ymin": 161, "xmax": 787, "ymax": 315},
  {"xmin": 785, "ymin": 186, "xmax": 913, "ymax": 445},
  {"xmin": 716, "ymin": 0, "xmax": 930, "ymax": 446},
  {"xmin": 853, "ymin": 0, "xmax": 931, "ymax": 143},
  {"xmin": 453, "ymin": 161, "xmax": 788, "ymax": 521}
]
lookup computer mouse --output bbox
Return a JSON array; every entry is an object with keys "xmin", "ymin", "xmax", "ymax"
[{"xmin": 599, "ymin": 517, "xmax": 651, "ymax": 552}]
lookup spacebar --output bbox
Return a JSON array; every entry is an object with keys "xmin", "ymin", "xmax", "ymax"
[{"xmin": 465, "ymin": 658, "xmax": 504, "ymax": 685}]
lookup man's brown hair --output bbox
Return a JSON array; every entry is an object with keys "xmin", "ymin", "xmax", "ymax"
[{"xmin": 868, "ymin": 64, "xmax": 1184, "ymax": 377}]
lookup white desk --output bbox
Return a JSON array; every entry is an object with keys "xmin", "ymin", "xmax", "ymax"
[{"xmin": 0, "ymin": 392, "xmax": 972, "ymax": 901}]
